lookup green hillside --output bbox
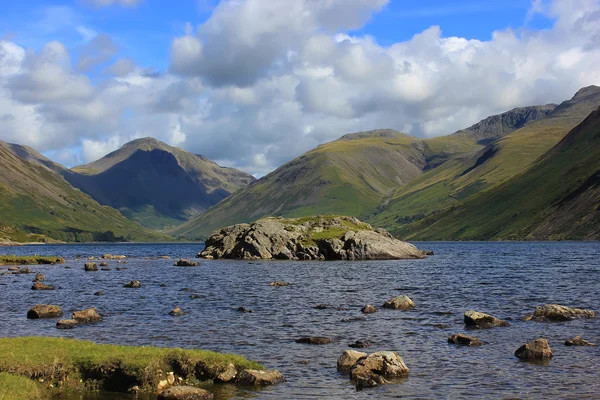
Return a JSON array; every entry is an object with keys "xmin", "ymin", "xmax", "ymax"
[
  {"xmin": 395, "ymin": 106, "xmax": 600, "ymax": 240},
  {"xmin": 65, "ymin": 137, "xmax": 255, "ymax": 229},
  {"xmin": 369, "ymin": 86, "xmax": 600, "ymax": 232},
  {"xmin": 0, "ymin": 141, "xmax": 169, "ymax": 243}
]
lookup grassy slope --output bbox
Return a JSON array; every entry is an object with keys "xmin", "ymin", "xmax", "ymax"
[
  {"xmin": 369, "ymin": 86, "xmax": 600, "ymax": 233},
  {"xmin": 396, "ymin": 106, "xmax": 600, "ymax": 240},
  {"xmin": 68, "ymin": 138, "xmax": 255, "ymax": 229},
  {"xmin": 170, "ymin": 130, "xmax": 444, "ymax": 239},
  {"xmin": 0, "ymin": 141, "xmax": 169, "ymax": 243},
  {"xmin": 0, "ymin": 373, "xmax": 44, "ymax": 400}
]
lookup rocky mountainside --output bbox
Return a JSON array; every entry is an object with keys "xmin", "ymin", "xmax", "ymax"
[
  {"xmin": 0, "ymin": 141, "xmax": 168, "ymax": 243},
  {"xmin": 65, "ymin": 138, "xmax": 255, "ymax": 229},
  {"xmin": 397, "ymin": 106, "xmax": 600, "ymax": 240},
  {"xmin": 199, "ymin": 216, "xmax": 425, "ymax": 260},
  {"xmin": 169, "ymin": 102, "xmax": 559, "ymax": 240}
]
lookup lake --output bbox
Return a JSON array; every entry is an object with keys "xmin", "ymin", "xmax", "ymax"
[{"xmin": 0, "ymin": 242, "xmax": 598, "ymax": 399}]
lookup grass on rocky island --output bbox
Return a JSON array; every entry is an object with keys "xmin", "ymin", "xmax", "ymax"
[
  {"xmin": 0, "ymin": 255, "xmax": 64, "ymax": 265},
  {"xmin": 0, "ymin": 337, "xmax": 263, "ymax": 394},
  {"xmin": 0, "ymin": 373, "xmax": 44, "ymax": 400}
]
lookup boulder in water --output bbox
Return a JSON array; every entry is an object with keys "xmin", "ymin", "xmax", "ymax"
[
  {"xmin": 72, "ymin": 308, "xmax": 102, "ymax": 323},
  {"xmin": 31, "ymin": 282, "xmax": 55, "ymax": 290},
  {"xmin": 337, "ymin": 350, "xmax": 367, "ymax": 373},
  {"xmin": 448, "ymin": 333, "xmax": 485, "ymax": 346},
  {"xmin": 382, "ymin": 295, "xmax": 414, "ymax": 310},
  {"xmin": 169, "ymin": 307, "xmax": 185, "ymax": 316},
  {"xmin": 361, "ymin": 305, "xmax": 377, "ymax": 314},
  {"xmin": 350, "ymin": 351, "xmax": 409, "ymax": 390},
  {"xmin": 157, "ymin": 386, "xmax": 213, "ymax": 400},
  {"xmin": 515, "ymin": 338, "xmax": 552, "ymax": 361},
  {"xmin": 464, "ymin": 310, "xmax": 509, "ymax": 328},
  {"xmin": 124, "ymin": 280, "xmax": 141, "ymax": 288},
  {"xmin": 27, "ymin": 304, "xmax": 63, "ymax": 319},
  {"xmin": 524, "ymin": 304, "xmax": 596, "ymax": 322},
  {"xmin": 348, "ymin": 340, "xmax": 372, "ymax": 349},
  {"xmin": 235, "ymin": 369, "xmax": 285, "ymax": 386},
  {"xmin": 84, "ymin": 263, "xmax": 98, "ymax": 272},
  {"xmin": 174, "ymin": 259, "xmax": 199, "ymax": 267},
  {"xmin": 565, "ymin": 336, "xmax": 596, "ymax": 346},
  {"xmin": 56, "ymin": 319, "xmax": 78, "ymax": 329}
]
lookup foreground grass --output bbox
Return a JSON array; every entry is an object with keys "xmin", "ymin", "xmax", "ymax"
[
  {"xmin": 0, "ymin": 337, "xmax": 263, "ymax": 393},
  {"xmin": 0, "ymin": 255, "xmax": 64, "ymax": 265},
  {"xmin": 0, "ymin": 373, "xmax": 44, "ymax": 400}
]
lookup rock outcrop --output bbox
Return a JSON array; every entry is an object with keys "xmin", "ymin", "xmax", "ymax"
[
  {"xmin": 464, "ymin": 310, "xmax": 509, "ymax": 328},
  {"xmin": 198, "ymin": 216, "xmax": 424, "ymax": 261},
  {"xmin": 515, "ymin": 338, "xmax": 553, "ymax": 360},
  {"xmin": 524, "ymin": 304, "xmax": 596, "ymax": 322}
]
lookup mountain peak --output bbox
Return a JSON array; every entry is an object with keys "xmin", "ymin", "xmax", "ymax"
[
  {"xmin": 123, "ymin": 137, "xmax": 171, "ymax": 151},
  {"xmin": 572, "ymin": 85, "xmax": 600, "ymax": 100}
]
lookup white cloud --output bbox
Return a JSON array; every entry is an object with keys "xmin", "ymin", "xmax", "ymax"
[{"xmin": 77, "ymin": 34, "xmax": 118, "ymax": 71}]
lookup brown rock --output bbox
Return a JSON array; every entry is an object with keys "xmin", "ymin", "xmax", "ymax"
[
  {"xmin": 27, "ymin": 304, "xmax": 63, "ymax": 319},
  {"xmin": 235, "ymin": 369, "xmax": 285, "ymax": 386},
  {"xmin": 268, "ymin": 281, "xmax": 290, "ymax": 287},
  {"xmin": 525, "ymin": 304, "xmax": 596, "ymax": 322},
  {"xmin": 337, "ymin": 350, "xmax": 367, "ymax": 373},
  {"xmin": 84, "ymin": 263, "xmax": 98, "ymax": 272},
  {"xmin": 72, "ymin": 307, "xmax": 102, "ymax": 323},
  {"xmin": 295, "ymin": 337, "xmax": 332, "ymax": 345},
  {"xmin": 361, "ymin": 305, "xmax": 377, "ymax": 314},
  {"xmin": 565, "ymin": 336, "xmax": 596, "ymax": 346},
  {"xmin": 169, "ymin": 307, "xmax": 185, "ymax": 316},
  {"xmin": 33, "ymin": 273, "xmax": 44, "ymax": 282},
  {"xmin": 157, "ymin": 386, "xmax": 213, "ymax": 400},
  {"xmin": 382, "ymin": 295, "xmax": 414, "ymax": 310},
  {"xmin": 56, "ymin": 319, "xmax": 78, "ymax": 329},
  {"xmin": 464, "ymin": 310, "xmax": 509, "ymax": 329},
  {"xmin": 215, "ymin": 363, "xmax": 238, "ymax": 383},
  {"xmin": 124, "ymin": 280, "xmax": 141, "ymax": 288},
  {"xmin": 100, "ymin": 262, "xmax": 108, "ymax": 267},
  {"xmin": 350, "ymin": 351, "xmax": 409, "ymax": 390},
  {"xmin": 448, "ymin": 333, "xmax": 485, "ymax": 346},
  {"xmin": 174, "ymin": 259, "xmax": 200, "ymax": 267},
  {"xmin": 31, "ymin": 282, "xmax": 56, "ymax": 290},
  {"xmin": 515, "ymin": 338, "xmax": 553, "ymax": 360},
  {"xmin": 348, "ymin": 340, "xmax": 372, "ymax": 349}
]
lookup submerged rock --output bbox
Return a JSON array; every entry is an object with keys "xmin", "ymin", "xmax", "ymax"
[
  {"xmin": 448, "ymin": 333, "xmax": 485, "ymax": 346},
  {"xmin": 565, "ymin": 336, "xmax": 596, "ymax": 346},
  {"xmin": 174, "ymin": 259, "xmax": 200, "ymax": 267},
  {"xmin": 72, "ymin": 308, "xmax": 102, "ymax": 323},
  {"xmin": 236, "ymin": 307, "xmax": 254, "ymax": 313},
  {"xmin": 93, "ymin": 291, "xmax": 104, "ymax": 296},
  {"xmin": 31, "ymin": 282, "xmax": 56, "ymax": 290},
  {"xmin": 464, "ymin": 310, "xmax": 509, "ymax": 329},
  {"xmin": 525, "ymin": 304, "xmax": 596, "ymax": 322},
  {"xmin": 295, "ymin": 337, "xmax": 332, "ymax": 345},
  {"xmin": 56, "ymin": 319, "xmax": 78, "ymax": 329},
  {"xmin": 382, "ymin": 295, "xmax": 414, "ymax": 310},
  {"xmin": 268, "ymin": 281, "xmax": 290, "ymax": 287},
  {"xmin": 157, "ymin": 386, "xmax": 213, "ymax": 400},
  {"xmin": 350, "ymin": 351, "xmax": 409, "ymax": 390},
  {"xmin": 337, "ymin": 350, "xmax": 367, "ymax": 373},
  {"xmin": 348, "ymin": 340, "xmax": 372, "ymax": 349},
  {"xmin": 84, "ymin": 263, "xmax": 98, "ymax": 272},
  {"xmin": 235, "ymin": 369, "xmax": 285, "ymax": 386},
  {"xmin": 198, "ymin": 216, "xmax": 425, "ymax": 261},
  {"xmin": 27, "ymin": 304, "xmax": 63, "ymax": 319},
  {"xmin": 515, "ymin": 338, "xmax": 553, "ymax": 360}
]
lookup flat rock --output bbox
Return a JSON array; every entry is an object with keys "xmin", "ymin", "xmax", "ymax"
[
  {"xmin": 565, "ymin": 336, "xmax": 596, "ymax": 346},
  {"xmin": 350, "ymin": 351, "xmax": 409, "ymax": 390},
  {"xmin": 295, "ymin": 337, "xmax": 332, "ymax": 345},
  {"xmin": 515, "ymin": 338, "xmax": 553, "ymax": 360},
  {"xmin": 198, "ymin": 216, "xmax": 424, "ymax": 261},
  {"xmin": 157, "ymin": 386, "xmax": 213, "ymax": 400},
  {"xmin": 72, "ymin": 307, "xmax": 102, "ymax": 323},
  {"xmin": 382, "ymin": 295, "xmax": 414, "ymax": 310},
  {"xmin": 174, "ymin": 259, "xmax": 200, "ymax": 267},
  {"xmin": 361, "ymin": 304, "xmax": 377, "ymax": 314},
  {"xmin": 56, "ymin": 319, "xmax": 78, "ymax": 329},
  {"xmin": 464, "ymin": 310, "xmax": 509, "ymax": 328},
  {"xmin": 124, "ymin": 280, "xmax": 141, "ymax": 288},
  {"xmin": 525, "ymin": 304, "xmax": 596, "ymax": 322},
  {"xmin": 31, "ymin": 282, "xmax": 56, "ymax": 290},
  {"xmin": 448, "ymin": 333, "xmax": 485, "ymax": 346},
  {"xmin": 27, "ymin": 304, "xmax": 63, "ymax": 319},
  {"xmin": 337, "ymin": 350, "xmax": 368, "ymax": 373},
  {"xmin": 235, "ymin": 369, "xmax": 285, "ymax": 386}
]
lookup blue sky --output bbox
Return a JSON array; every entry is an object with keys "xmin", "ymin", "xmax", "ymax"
[{"xmin": 0, "ymin": 0, "xmax": 598, "ymax": 175}]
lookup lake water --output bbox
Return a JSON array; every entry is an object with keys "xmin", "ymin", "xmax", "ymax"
[{"xmin": 0, "ymin": 242, "xmax": 599, "ymax": 399}]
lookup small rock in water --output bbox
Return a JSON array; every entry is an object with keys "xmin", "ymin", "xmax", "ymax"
[
  {"xmin": 33, "ymin": 273, "xmax": 44, "ymax": 282},
  {"xmin": 169, "ymin": 307, "xmax": 185, "ymax": 316},
  {"xmin": 160, "ymin": 284, "xmax": 168, "ymax": 287},
  {"xmin": 84, "ymin": 263, "xmax": 98, "ymax": 272},
  {"xmin": 13, "ymin": 267, "xmax": 32, "ymax": 275},
  {"xmin": 174, "ymin": 259, "xmax": 199, "ymax": 267},
  {"xmin": 237, "ymin": 307, "xmax": 254, "ymax": 313},
  {"xmin": 524, "ymin": 304, "xmax": 596, "ymax": 322},
  {"xmin": 313, "ymin": 304, "xmax": 328, "ymax": 309},
  {"xmin": 422, "ymin": 250, "xmax": 435, "ymax": 256},
  {"xmin": 27, "ymin": 304, "xmax": 63, "ymax": 319},
  {"xmin": 179, "ymin": 288, "xmax": 192, "ymax": 292},
  {"xmin": 464, "ymin": 310, "xmax": 509, "ymax": 329},
  {"xmin": 235, "ymin": 369, "xmax": 285, "ymax": 386},
  {"xmin": 56, "ymin": 319, "xmax": 78, "ymax": 329},
  {"xmin": 448, "ymin": 333, "xmax": 485, "ymax": 346},
  {"xmin": 515, "ymin": 338, "xmax": 553, "ymax": 361},
  {"xmin": 31, "ymin": 282, "xmax": 56, "ymax": 291},
  {"xmin": 382, "ymin": 295, "xmax": 414, "ymax": 310},
  {"xmin": 269, "ymin": 281, "xmax": 290, "ymax": 287},
  {"xmin": 565, "ymin": 336, "xmax": 596, "ymax": 346},
  {"xmin": 348, "ymin": 340, "xmax": 372, "ymax": 348},
  {"xmin": 190, "ymin": 294, "xmax": 202, "ymax": 299},
  {"xmin": 157, "ymin": 386, "xmax": 213, "ymax": 400},
  {"xmin": 72, "ymin": 308, "xmax": 102, "ymax": 324},
  {"xmin": 341, "ymin": 316, "xmax": 366, "ymax": 323},
  {"xmin": 124, "ymin": 280, "xmax": 141, "ymax": 288},
  {"xmin": 295, "ymin": 337, "xmax": 332, "ymax": 345},
  {"xmin": 93, "ymin": 291, "xmax": 104, "ymax": 296},
  {"xmin": 65, "ymin": 266, "xmax": 71, "ymax": 269},
  {"xmin": 100, "ymin": 262, "xmax": 108, "ymax": 267},
  {"xmin": 361, "ymin": 305, "xmax": 377, "ymax": 314},
  {"xmin": 101, "ymin": 267, "xmax": 111, "ymax": 271}
]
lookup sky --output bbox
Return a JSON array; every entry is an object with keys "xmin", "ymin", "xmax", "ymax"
[{"xmin": 0, "ymin": 0, "xmax": 599, "ymax": 176}]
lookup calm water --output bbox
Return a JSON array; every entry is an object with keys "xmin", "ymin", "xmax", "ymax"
[{"xmin": 0, "ymin": 242, "xmax": 599, "ymax": 399}]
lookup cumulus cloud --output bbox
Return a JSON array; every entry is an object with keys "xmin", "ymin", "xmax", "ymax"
[
  {"xmin": 1, "ymin": 0, "xmax": 600, "ymax": 175},
  {"xmin": 77, "ymin": 34, "xmax": 118, "ymax": 71}
]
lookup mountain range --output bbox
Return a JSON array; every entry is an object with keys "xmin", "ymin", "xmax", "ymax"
[{"xmin": 1, "ymin": 86, "xmax": 599, "ymax": 243}]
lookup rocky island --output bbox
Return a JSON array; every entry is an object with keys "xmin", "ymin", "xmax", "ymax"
[{"xmin": 198, "ymin": 216, "xmax": 425, "ymax": 260}]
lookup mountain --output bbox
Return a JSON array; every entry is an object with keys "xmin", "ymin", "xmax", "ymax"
[
  {"xmin": 65, "ymin": 138, "xmax": 255, "ymax": 229},
  {"xmin": 169, "ymin": 103, "xmax": 558, "ymax": 240},
  {"xmin": 369, "ymin": 86, "xmax": 600, "ymax": 233},
  {"xmin": 395, "ymin": 106, "xmax": 600, "ymax": 240},
  {"xmin": 0, "ymin": 141, "xmax": 169, "ymax": 243}
]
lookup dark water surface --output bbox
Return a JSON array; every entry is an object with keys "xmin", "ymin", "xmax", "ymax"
[{"xmin": 0, "ymin": 242, "xmax": 599, "ymax": 399}]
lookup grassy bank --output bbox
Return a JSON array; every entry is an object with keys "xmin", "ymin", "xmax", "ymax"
[
  {"xmin": 0, "ymin": 373, "xmax": 44, "ymax": 400},
  {"xmin": 0, "ymin": 337, "xmax": 263, "ymax": 394},
  {"xmin": 0, "ymin": 255, "xmax": 64, "ymax": 265}
]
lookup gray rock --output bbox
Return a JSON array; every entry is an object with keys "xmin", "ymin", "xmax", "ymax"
[
  {"xmin": 350, "ymin": 351, "xmax": 409, "ymax": 390},
  {"xmin": 464, "ymin": 310, "xmax": 509, "ymax": 328},
  {"xmin": 525, "ymin": 304, "xmax": 596, "ymax": 322},
  {"xmin": 515, "ymin": 338, "xmax": 552, "ymax": 360}
]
